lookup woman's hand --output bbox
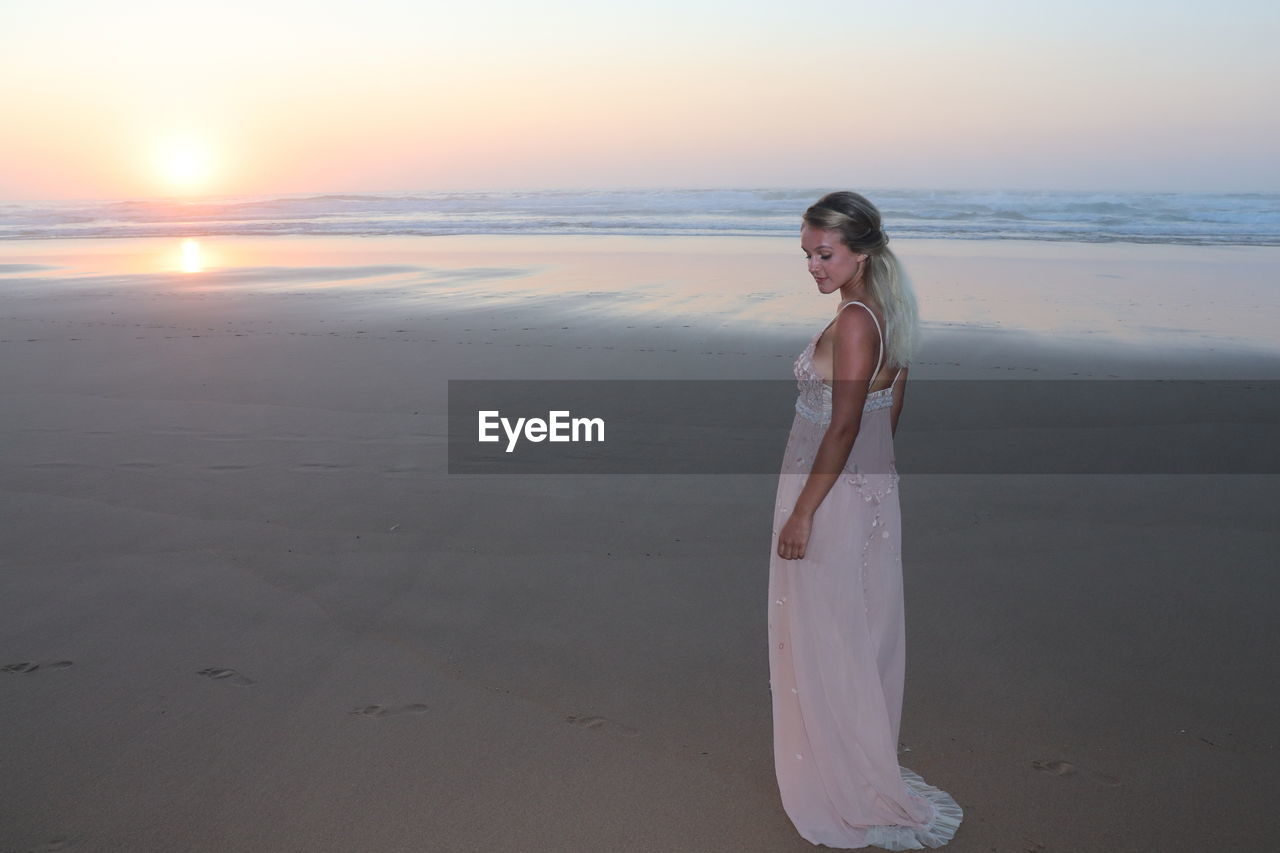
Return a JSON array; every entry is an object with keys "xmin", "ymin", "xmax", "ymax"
[{"xmin": 777, "ymin": 510, "xmax": 813, "ymax": 560}]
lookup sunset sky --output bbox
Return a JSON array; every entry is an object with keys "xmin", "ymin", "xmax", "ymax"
[{"xmin": 2, "ymin": 0, "xmax": 1277, "ymax": 200}]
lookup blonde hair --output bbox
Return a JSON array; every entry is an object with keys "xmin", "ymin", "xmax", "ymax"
[{"xmin": 803, "ymin": 191, "xmax": 920, "ymax": 368}]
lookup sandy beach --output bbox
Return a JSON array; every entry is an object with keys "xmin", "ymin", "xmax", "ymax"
[{"xmin": 2, "ymin": 235, "xmax": 1278, "ymax": 851}]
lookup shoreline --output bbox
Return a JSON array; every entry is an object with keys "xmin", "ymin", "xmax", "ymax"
[
  {"xmin": 4, "ymin": 233, "xmax": 1279, "ymax": 371},
  {"xmin": 5, "ymin": 232, "xmax": 1279, "ymax": 248}
]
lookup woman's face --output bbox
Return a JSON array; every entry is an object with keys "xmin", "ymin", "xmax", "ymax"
[{"xmin": 801, "ymin": 224, "xmax": 867, "ymax": 295}]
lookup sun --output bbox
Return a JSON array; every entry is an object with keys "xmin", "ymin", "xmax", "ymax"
[{"xmin": 155, "ymin": 138, "xmax": 215, "ymax": 195}]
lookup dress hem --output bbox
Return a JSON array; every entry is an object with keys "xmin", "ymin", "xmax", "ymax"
[{"xmin": 859, "ymin": 767, "xmax": 963, "ymax": 851}]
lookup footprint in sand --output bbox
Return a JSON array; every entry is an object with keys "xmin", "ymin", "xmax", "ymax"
[
  {"xmin": 348, "ymin": 703, "xmax": 429, "ymax": 718},
  {"xmin": 1032, "ymin": 759, "xmax": 1076, "ymax": 777},
  {"xmin": 292, "ymin": 462, "xmax": 353, "ymax": 473},
  {"xmin": 566, "ymin": 714, "xmax": 640, "ymax": 739},
  {"xmin": 9, "ymin": 837, "xmax": 75, "ymax": 852},
  {"xmin": 2, "ymin": 661, "xmax": 73, "ymax": 674},
  {"xmin": 197, "ymin": 667, "xmax": 255, "ymax": 686},
  {"xmin": 1033, "ymin": 759, "xmax": 1121, "ymax": 786}
]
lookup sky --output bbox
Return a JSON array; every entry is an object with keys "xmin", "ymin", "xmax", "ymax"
[{"xmin": 2, "ymin": 0, "xmax": 1278, "ymax": 200}]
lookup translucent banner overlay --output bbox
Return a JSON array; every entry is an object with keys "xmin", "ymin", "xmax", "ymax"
[{"xmin": 447, "ymin": 380, "xmax": 1280, "ymax": 475}]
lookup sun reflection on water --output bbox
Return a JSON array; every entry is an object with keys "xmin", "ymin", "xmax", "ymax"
[{"xmin": 180, "ymin": 238, "xmax": 203, "ymax": 273}]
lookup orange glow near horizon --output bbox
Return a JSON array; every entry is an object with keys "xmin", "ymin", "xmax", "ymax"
[{"xmin": 0, "ymin": 3, "xmax": 1276, "ymax": 200}]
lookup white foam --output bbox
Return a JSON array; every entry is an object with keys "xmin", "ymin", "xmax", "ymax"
[{"xmin": 1, "ymin": 189, "xmax": 1276, "ymax": 245}]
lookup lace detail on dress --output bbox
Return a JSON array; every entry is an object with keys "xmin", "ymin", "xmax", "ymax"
[
  {"xmin": 862, "ymin": 767, "xmax": 965, "ymax": 850},
  {"xmin": 846, "ymin": 469, "xmax": 899, "ymax": 503},
  {"xmin": 863, "ymin": 390, "xmax": 894, "ymax": 413},
  {"xmin": 793, "ymin": 331, "xmax": 895, "ymax": 424}
]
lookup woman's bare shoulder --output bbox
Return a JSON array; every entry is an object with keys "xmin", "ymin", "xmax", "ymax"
[{"xmin": 833, "ymin": 302, "xmax": 881, "ymax": 346}]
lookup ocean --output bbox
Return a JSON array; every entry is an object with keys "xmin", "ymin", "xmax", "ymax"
[{"xmin": 3, "ymin": 188, "xmax": 1278, "ymax": 246}]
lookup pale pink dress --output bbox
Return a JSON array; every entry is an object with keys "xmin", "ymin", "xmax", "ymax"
[{"xmin": 768, "ymin": 300, "xmax": 962, "ymax": 849}]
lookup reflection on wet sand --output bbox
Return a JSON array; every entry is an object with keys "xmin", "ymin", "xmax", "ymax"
[{"xmin": 1, "ymin": 235, "xmax": 1278, "ymax": 354}]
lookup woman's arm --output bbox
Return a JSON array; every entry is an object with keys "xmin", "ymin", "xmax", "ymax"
[
  {"xmin": 776, "ymin": 307, "xmax": 879, "ymax": 560},
  {"xmin": 890, "ymin": 365, "xmax": 908, "ymax": 437}
]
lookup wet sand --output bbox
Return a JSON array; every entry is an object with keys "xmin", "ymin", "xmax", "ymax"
[{"xmin": 1, "ymin": 235, "xmax": 1277, "ymax": 851}]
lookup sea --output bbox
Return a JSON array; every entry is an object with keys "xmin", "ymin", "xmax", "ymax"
[{"xmin": 3, "ymin": 188, "xmax": 1278, "ymax": 246}]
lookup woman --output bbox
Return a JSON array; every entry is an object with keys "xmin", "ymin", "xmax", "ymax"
[{"xmin": 768, "ymin": 191, "xmax": 962, "ymax": 849}]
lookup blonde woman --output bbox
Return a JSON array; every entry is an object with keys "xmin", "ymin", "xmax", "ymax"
[{"xmin": 768, "ymin": 191, "xmax": 962, "ymax": 849}]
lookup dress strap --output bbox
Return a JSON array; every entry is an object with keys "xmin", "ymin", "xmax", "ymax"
[{"xmin": 837, "ymin": 300, "xmax": 884, "ymax": 390}]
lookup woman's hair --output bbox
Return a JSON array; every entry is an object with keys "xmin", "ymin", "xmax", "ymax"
[{"xmin": 803, "ymin": 191, "xmax": 920, "ymax": 368}]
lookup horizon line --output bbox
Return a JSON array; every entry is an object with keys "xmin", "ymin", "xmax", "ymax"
[{"xmin": 5, "ymin": 184, "xmax": 1280, "ymax": 205}]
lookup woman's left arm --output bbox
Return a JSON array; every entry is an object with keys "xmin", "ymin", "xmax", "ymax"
[
  {"xmin": 776, "ymin": 308, "xmax": 878, "ymax": 560},
  {"xmin": 890, "ymin": 365, "xmax": 908, "ymax": 437}
]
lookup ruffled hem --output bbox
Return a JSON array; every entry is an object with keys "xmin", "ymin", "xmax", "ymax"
[{"xmin": 861, "ymin": 767, "xmax": 964, "ymax": 851}]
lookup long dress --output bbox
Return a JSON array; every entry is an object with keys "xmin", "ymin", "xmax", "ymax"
[{"xmin": 768, "ymin": 300, "xmax": 963, "ymax": 850}]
